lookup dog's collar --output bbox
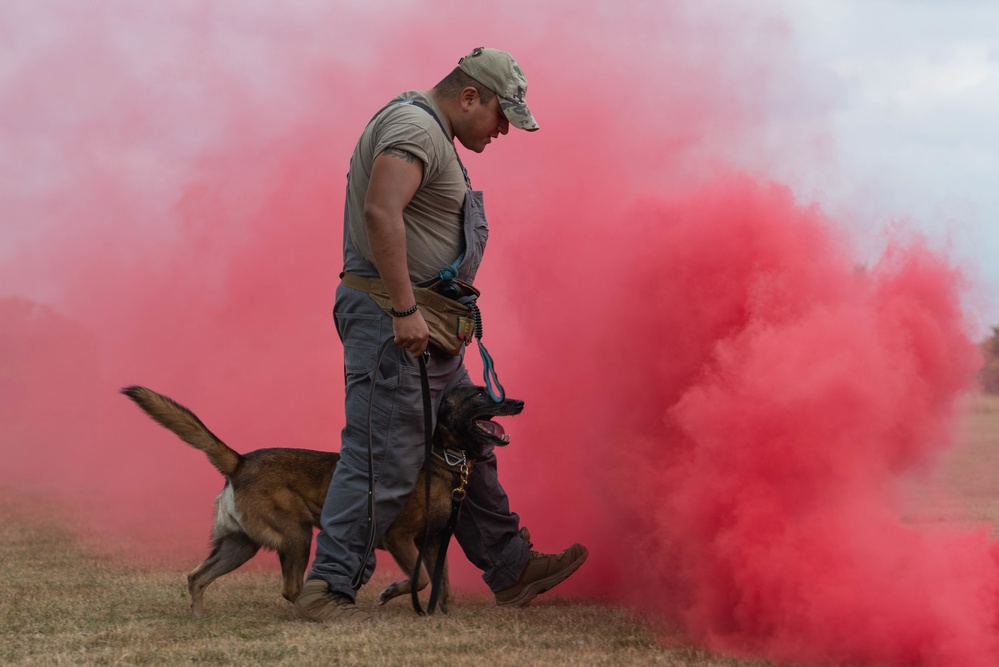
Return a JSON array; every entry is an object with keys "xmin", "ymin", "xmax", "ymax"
[{"xmin": 431, "ymin": 446, "xmax": 466, "ymax": 473}]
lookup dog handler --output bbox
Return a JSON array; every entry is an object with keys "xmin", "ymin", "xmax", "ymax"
[{"xmin": 294, "ymin": 48, "xmax": 588, "ymax": 622}]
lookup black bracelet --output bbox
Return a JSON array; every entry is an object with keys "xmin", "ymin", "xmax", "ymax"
[{"xmin": 390, "ymin": 304, "xmax": 419, "ymax": 318}]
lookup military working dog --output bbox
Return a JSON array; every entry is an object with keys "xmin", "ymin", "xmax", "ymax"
[{"xmin": 122, "ymin": 384, "xmax": 524, "ymax": 616}]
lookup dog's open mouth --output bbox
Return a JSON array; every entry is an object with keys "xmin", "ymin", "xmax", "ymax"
[{"xmin": 475, "ymin": 418, "xmax": 511, "ymax": 445}]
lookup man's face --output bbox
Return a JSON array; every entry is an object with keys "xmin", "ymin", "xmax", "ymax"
[{"xmin": 457, "ymin": 92, "xmax": 510, "ymax": 153}]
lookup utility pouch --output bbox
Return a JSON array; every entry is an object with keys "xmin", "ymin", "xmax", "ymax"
[{"xmin": 340, "ymin": 272, "xmax": 478, "ymax": 356}]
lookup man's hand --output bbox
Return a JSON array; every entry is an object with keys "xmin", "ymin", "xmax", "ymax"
[{"xmin": 392, "ymin": 309, "xmax": 430, "ymax": 355}]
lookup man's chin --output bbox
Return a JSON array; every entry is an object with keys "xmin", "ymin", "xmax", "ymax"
[{"xmin": 457, "ymin": 138, "xmax": 488, "ymax": 153}]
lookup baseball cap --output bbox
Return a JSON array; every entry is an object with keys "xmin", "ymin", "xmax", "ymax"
[{"xmin": 458, "ymin": 47, "xmax": 539, "ymax": 132}]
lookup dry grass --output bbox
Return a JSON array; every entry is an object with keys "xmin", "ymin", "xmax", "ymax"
[
  {"xmin": 3, "ymin": 395, "xmax": 998, "ymax": 667},
  {"xmin": 905, "ymin": 392, "xmax": 999, "ymax": 527},
  {"xmin": 0, "ymin": 502, "xmax": 771, "ymax": 667}
]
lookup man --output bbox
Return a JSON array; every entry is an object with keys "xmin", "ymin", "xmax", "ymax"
[{"xmin": 293, "ymin": 48, "xmax": 587, "ymax": 623}]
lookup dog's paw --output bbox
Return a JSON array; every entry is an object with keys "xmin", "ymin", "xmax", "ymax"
[{"xmin": 378, "ymin": 581, "xmax": 405, "ymax": 605}]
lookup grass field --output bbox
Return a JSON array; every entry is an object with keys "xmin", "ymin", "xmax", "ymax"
[
  {"xmin": 0, "ymin": 513, "xmax": 770, "ymax": 667},
  {"xmin": 3, "ymin": 395, "xmax": 998, "ymax": 666}
]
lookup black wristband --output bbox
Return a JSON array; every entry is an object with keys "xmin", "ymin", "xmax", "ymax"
[{"xmin": 390, "ymin": 304, "xmax": 419, "ymax": 318}]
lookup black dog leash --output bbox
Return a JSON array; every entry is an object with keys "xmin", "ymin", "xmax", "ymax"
[
  {"xmin": 350, "ymin": 336, "xmax": 396, "ymax": 590},
  {"xmin": 409, "ymin": 352, "xmax": 436, "ymax": 614},
  {"xmin": 409, "ymin": 352, "xmax": 465, "ymax": 616},
  {"xmin": 349, "ymin": 337, "xmax": 459, "ymax": 615},
  {"xmin": 412, "ymin": 455, "xmax": 469, "ymax": 614}
]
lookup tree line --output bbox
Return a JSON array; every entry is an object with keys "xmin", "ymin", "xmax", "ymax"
[{"xmin": 981, "ymin": 326, "xmax": 999, "ymax": 393}]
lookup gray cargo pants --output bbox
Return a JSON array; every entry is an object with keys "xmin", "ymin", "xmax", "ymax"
[{"xmin": 309, "ymin": 283, "xmax": 530, "ymax": 600}]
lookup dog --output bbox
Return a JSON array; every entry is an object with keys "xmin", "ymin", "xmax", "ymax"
[{"xmin": 122, "ymin": 384, "xmax": 524, "ymax": 616}]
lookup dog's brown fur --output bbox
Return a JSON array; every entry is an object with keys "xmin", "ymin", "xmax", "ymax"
[{"xmin": 122, "ymin": 384, "xmax": 523, "ymax": 616}]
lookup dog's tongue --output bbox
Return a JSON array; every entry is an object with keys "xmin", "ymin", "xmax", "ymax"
[{"xmin": 476, "ymin": 420, "xmax": 505, "ymax": 437}]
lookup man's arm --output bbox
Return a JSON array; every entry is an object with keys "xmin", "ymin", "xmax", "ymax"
[{"xmin": 364, "ymin": 147, "xmax": 429, "ymax": 355}]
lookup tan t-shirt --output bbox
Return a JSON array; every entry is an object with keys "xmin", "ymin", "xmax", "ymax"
[{"xmin": 344, "ymin": 90, "xmax": 468, "ymax": 283}]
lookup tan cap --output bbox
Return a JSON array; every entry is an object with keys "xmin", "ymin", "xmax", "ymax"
[{"xmin": 458, "ymin": 47, "xmax": 539, "ymax": 132}]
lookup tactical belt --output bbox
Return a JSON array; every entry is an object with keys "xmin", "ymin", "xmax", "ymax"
[{"xmin": 340, "ymin": 272, "xmax": 477, "ymax": 353}]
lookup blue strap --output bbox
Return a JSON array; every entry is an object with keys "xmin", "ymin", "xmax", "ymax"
[
  {"xmin": 463, "ymin": 301, "xmax": 504, "ymax": 402},
  {"xmin": 477, "ymin": 340, "xmax": 505, "ymax": 403},
  {"xmin": 438, "ymin": 256, "xmax": 462, "ymax": 282}
]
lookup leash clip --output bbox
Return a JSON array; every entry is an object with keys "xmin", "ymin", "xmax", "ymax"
[{"xmin": 451, "ymin": 460, "xmax": 471, "ymax": 501}]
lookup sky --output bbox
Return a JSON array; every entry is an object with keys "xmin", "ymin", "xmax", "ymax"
[
  {"xmin": 759, "ymin": 1, "xmax": 999, "ymax": 330},
  {"xmin": 2, "ymin": 2, "xmax": 999, "ymax": 666}
]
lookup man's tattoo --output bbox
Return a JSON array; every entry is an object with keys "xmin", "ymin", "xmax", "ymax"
[{"xmin": 381, "ymin": 147, "xmax": 416, "ymax": 164}]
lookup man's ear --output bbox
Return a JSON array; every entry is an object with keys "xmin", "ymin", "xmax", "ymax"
[{"xmin": 460, "ymin": 86, "xmax": 479, "ymax": 111}]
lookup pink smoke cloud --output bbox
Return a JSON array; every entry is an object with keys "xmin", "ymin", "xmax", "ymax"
[{"xmin": 1, "ymin": 2, "xmax": 993, "ymax": 665}]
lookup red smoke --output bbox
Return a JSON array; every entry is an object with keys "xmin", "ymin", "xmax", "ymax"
[
  {"xmin": 501, "ymin": 173, "xmax": 989, "ymax": 666},
  {"xmin": 1, "ymin": 2, "xmax": 994, "ymax": 665}
]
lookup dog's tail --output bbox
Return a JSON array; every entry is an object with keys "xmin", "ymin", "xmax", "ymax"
[{"xmin": 121, "ymin": 386, "xmax": 242, "ymax": 477}]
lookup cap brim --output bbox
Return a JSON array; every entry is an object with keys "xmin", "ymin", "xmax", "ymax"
[{"xmin": 499, "ymin": 97, "xmax": 539, "ymax": 132}]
